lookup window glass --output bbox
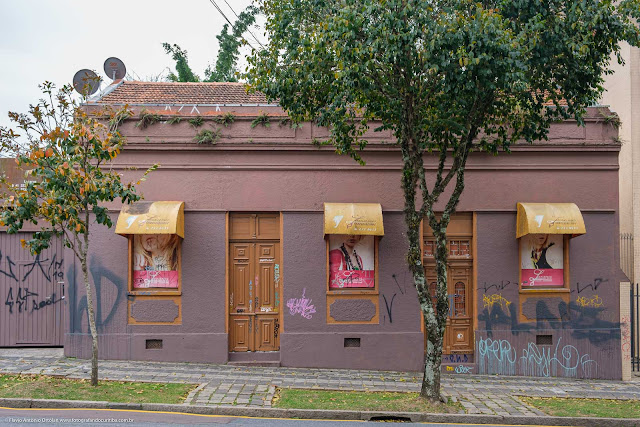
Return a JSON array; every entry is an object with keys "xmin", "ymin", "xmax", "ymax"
[
  {"xmin": 329, "ymin": 234, "xmax": 375, "ymax": 289},
  {"xmin": 520, "ymin": 234, "xmax": 564, "ymax": 287},
  {"xmin": 133, "ymin": 234, "xmax": 180, "ymax": 288}
]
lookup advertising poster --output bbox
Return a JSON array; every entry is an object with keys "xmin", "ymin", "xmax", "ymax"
[
  {"xmin": 520, "ymin": 234, "xmax": 564, "ymax": 287},
  {"xmin": 133, "ymin": 234, "xmax": 180, "ymax": 288},
  {"xmin": 329, "ymin": 235, "xmax": 375, "ymax": 289}
]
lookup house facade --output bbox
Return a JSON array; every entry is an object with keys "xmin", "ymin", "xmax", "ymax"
[{"xmin": 0, "ymin": 81, "xmax": 628, "ymax": 379}]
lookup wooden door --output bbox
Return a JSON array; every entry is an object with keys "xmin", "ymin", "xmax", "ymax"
[
  {"xmin": 229, "ymin": 214, "xmax": 280, "ymax": 352},
  {"xmin": 423, "ymin": 214, "xmax": 474, "ymax": 354}
]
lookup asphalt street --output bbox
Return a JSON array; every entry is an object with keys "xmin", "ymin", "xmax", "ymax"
[{"xmin": 0, "ymin": 408, "xmax": 562, "ymax": 427}]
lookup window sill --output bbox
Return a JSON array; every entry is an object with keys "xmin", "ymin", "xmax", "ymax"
[
  {"xmin": 128, "ymin": 290, "xmax": 182, "ymax": 296},
  {"xmin": 327, "ymin": 289, "xmax": 379, "ymax": 296},
  {"xmin": 519, "ymin": 288, "xmax": 570, "ymax": 294}
]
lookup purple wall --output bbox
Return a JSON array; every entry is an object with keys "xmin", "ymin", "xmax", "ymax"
[{"xmin": 61, "ymin": 108, "xmax": 624, "ymax": 378}]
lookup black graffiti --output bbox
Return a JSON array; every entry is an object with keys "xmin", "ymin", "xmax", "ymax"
[
  {"xmin": 5, "ymin": 287, "xmax": 39, "ymax": 314},
  {"xmin": 573, "ymin": 277, "xmax": 608, "ymax": 294},
  {"xmin": 31, "ymin": 293, "xmax": 63, "ymax": 311},
  {"xmin": 383, "ymin": 293, "xmax": 397, "ymax": 323},
  {"xmin": 443, "ymin": 354, "xmax": 469, "ymax": 363},
  {"xmin": 478, "ymin": 279, "xmax": 619, "ymax": 345},
  {"xmin": 68, "ymin": 256, "xmax": 124, "ymax": 333},
  {"xmin": 274, "ymin": 318, "xmax": 280, "ymax": 339},
  {"xmin": 391, "ymin": 273, "xmax": 406, "ymax": 295},
  {"xmin": 478, "ymin": 280, "xmax": 517, "ymax": 293},
  {"xmin": 23, "ymin": 253, "xmax": 64, "ymax": 282},
  {"xmin": 0, "ymin": 250, "xmax": 19, "ymax": 282}
]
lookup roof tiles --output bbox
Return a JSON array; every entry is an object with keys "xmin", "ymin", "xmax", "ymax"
[{"xmin": 96, "ymin": 81, "xmax": 270, "ymax": 105}]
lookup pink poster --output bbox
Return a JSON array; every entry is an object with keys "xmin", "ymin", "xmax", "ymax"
[
  {"xmin": 329, "ymin": 235, "xmax": 375, "ymax": 289},
  {"xmin": 133, "ymin": 234, "xmax": 180, "ymax": 289},
  {"xmin": 520, "ymin": 234, "xmax": 564, "ymax": 287},
  {"xmin": 133, "ymin": 270, "xmax": 179, "ymax": 288}
]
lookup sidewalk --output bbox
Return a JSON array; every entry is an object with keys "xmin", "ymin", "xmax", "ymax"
[{"xmin": 0, "ymin": 349, "xmax": 639, "ymax": 417}]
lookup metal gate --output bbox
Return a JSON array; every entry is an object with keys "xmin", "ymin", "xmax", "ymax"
[
  {"xmin": 632, "ymin": 283, "xmax": 640, "ymax": 372},
  {"xmin": 0, "ymin": 233, "xmax": 65, "ymax": 347}
]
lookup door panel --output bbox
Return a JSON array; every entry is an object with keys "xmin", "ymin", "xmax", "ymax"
[
  {"xmin": 256, "ymin": 316, "xmax": 278, "ymax": 351},
  {"xmin": 229, "ymin": 214, "xmax": 280, "ymax": 353},
  {"xmin": 230, "ymin": 316, "xmax": 251, "ymax": 352}
]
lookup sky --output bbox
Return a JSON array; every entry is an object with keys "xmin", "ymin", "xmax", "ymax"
[{"xmin": 0, "ymin": 0, "xmax": 256, "ymax": 131}]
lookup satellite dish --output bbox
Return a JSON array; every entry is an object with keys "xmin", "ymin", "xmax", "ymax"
[
  {"xmin": 72, "ymin": 69, "xmax": 100, "ymax": 95},
  {"xmin": 104, "ymin": 57, "xmax": 126, "ymax": 80}
]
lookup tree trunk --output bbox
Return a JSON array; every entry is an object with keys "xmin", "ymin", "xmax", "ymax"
[{"xmin": 81, "ymin": 257, "xmax": 99, "ymax": 386}]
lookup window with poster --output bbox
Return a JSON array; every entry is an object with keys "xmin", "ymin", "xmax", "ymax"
[
  {"xmin": 328, "ymin": 234, "xmax": 376, "ymax": 289},
  {"xmin": 115, "ymin": 201, "xmax": 184, "ymax": 294},
  {"xmin": 324, "ymin": 203, "xmax": 384, "ymax": 294},
  {"xmin": 516, "ymin": 203, "xmax": 586, "ymax": 290}
]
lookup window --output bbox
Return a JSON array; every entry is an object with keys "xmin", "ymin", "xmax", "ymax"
[
  {"xmin": 328, "ymin": 234, "xmax": 376, "ymax": 289},
  {"xmin": 132, "ymin": 234, "xmax": 181, "ymax": 289},
  {"xmin": 519, "ymin": 234, "xmax": 568, "ymax": 288}
]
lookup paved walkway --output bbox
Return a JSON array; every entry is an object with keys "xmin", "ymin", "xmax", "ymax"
[{"xmin": 0, "ymin": 349, "xmax": 639, "ymax": 417}]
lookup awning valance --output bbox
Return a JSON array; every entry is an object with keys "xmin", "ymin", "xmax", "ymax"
[
  {"xmin": 324, "ymin": 203, "xmax": 384, "ymax": 236},
  {"xmin": 115, "ymin": 201, "xmax": 184, "ymax": 238},
  {"xmin": 516, "ymin": 202, "xmax": 585, "ymax": 239}
]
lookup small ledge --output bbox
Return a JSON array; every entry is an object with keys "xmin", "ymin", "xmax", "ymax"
[{"xmin": 128, "ymin": 290, "xmax": 182, "ymax": 296}]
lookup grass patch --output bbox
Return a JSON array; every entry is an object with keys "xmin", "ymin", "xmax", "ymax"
[
  {"xmin": 273, "ymin": 388, "xmax": 461, "ymax": 413},
  {"xmin": 0, "ymin": 375, "xmax": 195, "ymax": 404},
  {"xmin": 522, "ymin": 397, "xmax": 640, "ymax": 418}
]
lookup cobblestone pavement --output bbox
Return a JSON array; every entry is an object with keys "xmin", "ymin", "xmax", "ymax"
[{"xmin": 0, "ymin": 349, "xmax": 638, "ymax": 417}]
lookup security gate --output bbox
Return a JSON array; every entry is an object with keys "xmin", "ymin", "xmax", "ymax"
[{"xmin": 0, "ymin": 233, "xmax": 65, "ymax": 347}]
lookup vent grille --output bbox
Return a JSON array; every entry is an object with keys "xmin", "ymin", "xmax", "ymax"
[
  {"xmin": 146, "ymin": 339, "xmax": 163, "ymax": 349},
  {"xmin": 536, "ymin": 335, "xmax": 553, "ymax": 346},
  {"xmin": 344, "ymin": 338, "xmax": 361, "ymax": 348}
]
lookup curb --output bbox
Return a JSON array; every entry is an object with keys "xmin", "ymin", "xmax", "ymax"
[{"xmin": 0, "ymin": 398, "xmax": 639, "ymax": 427}]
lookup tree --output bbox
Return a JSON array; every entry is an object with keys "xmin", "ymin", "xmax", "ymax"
[
  {"xmin": 164, "ymin": 5, "xmax": 258, "ymax": 82},
  {"xmin": 247, "ymin": 0, "xmax": 640, "ymax": 399},
  {"xmin": 0, "ymin": 82, "xmax": 156, "ymax": 386}
]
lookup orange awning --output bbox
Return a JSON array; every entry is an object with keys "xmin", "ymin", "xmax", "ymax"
[
  {"xmin": 115, "ymin": 201, "xmax": 184, "ymax": 238},
  {"xmin": 324, "ymin": 203, "xmax": 384, "ymax": 236},
  {"xmin": 516, "ymin": 202, "xmax": 586, "ymax": 239}
]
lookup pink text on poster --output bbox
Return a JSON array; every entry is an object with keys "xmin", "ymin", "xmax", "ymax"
[
  {"xmin": 133, "ymin": 270, "xmax": 179, "ymax": 288},
  {"xmin": 522, "ymin": 269, "xmax": 564, "ymax": 287},
  {"xmin": 330, "ymin": 270, "xmax": 375, "ymax": 289}
]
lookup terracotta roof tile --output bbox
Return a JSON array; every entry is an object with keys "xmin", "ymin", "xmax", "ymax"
[{"xmin": 96, "ymin": 81, "xmax": 270, "ymax": 105}]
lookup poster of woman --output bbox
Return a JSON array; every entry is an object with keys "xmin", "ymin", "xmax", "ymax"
[
  {"xmin": 520, "ymin": 234, "xmax": 564, "ymax": 287},
  {"xmin": 133, "ymin": 234, "xmax": 180, "ymax": 288},
  {"xmin": 329, "ymin": 235, "xmax": 375, "ymax": 288}
]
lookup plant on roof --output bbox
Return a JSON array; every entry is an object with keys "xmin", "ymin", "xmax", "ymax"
[
  {"xmin": 599, "ymin": 110, "xmax": 622, "ymax": 129},
  {"xmin": 251, "ymin": 112, "xmax": 270, "ymax": 129},
  {"xmin": 166, "ymin": 116, "xmax": 183, "ymax": 125},
  {"xmin": 279, "ymin": 117, "xmax": 303, "ymax": 129},
  {"xmin": 135, "ymin": 109, "xmax": 161, "ymax": 129},
  {"xmin": 108, "ymin": 107, "xmax": 133, "ymax": 129},
  {"xmin": 194, "ymin": 128, "xmax": 222, "ymax": 145},
  {"xmin": 215, "ymin": 112, "xmax": 236, "ymax": 127},
  {"xmin": 248, "ymin": 0, "xmax": 640, "ymax": 401},
  {"xmin": 0, "ymin": 81, "xmax": 157, "ymax": 387},
  {"xmin": 188, "ymin": 116, "xmax": 204, "ymax": 128}
]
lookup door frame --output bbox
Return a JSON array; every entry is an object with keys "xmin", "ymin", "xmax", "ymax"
[{"xmin": 226, "ymin": 212, "xmax": 283, "ymax": 353}]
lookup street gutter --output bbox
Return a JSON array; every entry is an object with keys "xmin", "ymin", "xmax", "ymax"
[{"xmin": 0, "ymin": 398, "xmax": 638, "ymax": 427}]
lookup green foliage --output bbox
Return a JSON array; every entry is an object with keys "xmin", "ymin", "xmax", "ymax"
[
  {"xmin": 205, "ymin": 6, "xmax": 258, "ymax": 82},
  {"xmin": 0, "ymin": 82, "xmax": 157, "ymax": 256},
  {"xmin": 215, "ymin": 112, "xmax": 236, "ymax": 127},
  {"xmin": 248, "ymin": 0, "xmax": 640, "ymax": 398},
  {"xmin": 167, "ymin": 116, "xmax": 183, "ymax": 125},
  {"xmin": 188, "ymin": 116, "xmax": 204, "ymax": 128},
  {"xmin": 163, "ymin": 6, "xmax": 257, "ymax": 83},
  {"xmin": 251, "ymin": 112, "xmax": 270, "ymax": 128},
  {"xmin": 194, "ymin": 128, "xmax": 221, "ymax": 145},
  {"xmin": 163, "ymin": 43, "xmax": 200, "ymax": 82},
  {"xmin": 135, "ymin": 109, "xmax": 161, "ymax": 129}
]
